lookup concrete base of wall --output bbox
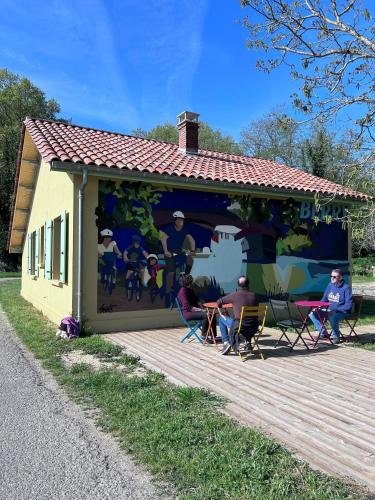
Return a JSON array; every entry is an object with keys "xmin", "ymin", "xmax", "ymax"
[{"xmin": 88, "ymin": 311, "xmax": 183, "ymax": 333}]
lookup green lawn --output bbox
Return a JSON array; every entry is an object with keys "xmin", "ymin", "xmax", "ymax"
[
  {"xmin": 0, "ymin": 271, "xmax": 21, "ymax": 278},
  {"xmin": 352, "ymin": 275, "xmax": 375, "ymax": 283},
  {"xmin": 358, "ymin": 298, "xmax": 375, "ymax": 323},
  {"xmin": 0, "ymin": 281, "xmax": 369, "ymax": 499}
]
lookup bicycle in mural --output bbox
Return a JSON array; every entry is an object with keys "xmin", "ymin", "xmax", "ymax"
[
  {"xmin": 124, "ymin": 260, "xmax": 146, "ymax": 302},
  {"xmin": 99, "ymin": 252, "xmax": 118, "ymax": 296},
  {"xmin": 163, "ymin": 251, "xmax": 191, "ymax": 308}
]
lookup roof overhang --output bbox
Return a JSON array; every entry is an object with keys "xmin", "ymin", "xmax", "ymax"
[
  {"xmin": 8, "ymin": 128, "xmax": 40, "ymax": 253},
  {"xmin": 50, "ymin": 160, "xmax": 361, "ymax": 205}
]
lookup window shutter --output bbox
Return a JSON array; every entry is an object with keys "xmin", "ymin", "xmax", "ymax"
[
  {"xmin": 45, "ymin": 220, "xmax": 53, "ymax": 280},
  {"xmin": 35, "ymin": 229, "xmax": 40, "ymax": 277},
  {"xmin": 27, "ymin": 233, "xmax": 32, "ymax": 274},
  {"xmin": 59, "ymin": 211, "xmax": 66, "ymax": 283}
]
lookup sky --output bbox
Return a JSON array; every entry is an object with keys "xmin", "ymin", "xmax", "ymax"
[{"xmin": 0, "ymin": 0, "xmax": 299, "ymax": 141}]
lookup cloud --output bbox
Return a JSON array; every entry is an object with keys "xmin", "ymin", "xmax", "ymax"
[
  {"xmin": 0, "ymin": 0, "xmax": 208, "ymax": 132},
  {"xmin": 116, "ymin": 0, "xmax": 209, "ymax": 126}
]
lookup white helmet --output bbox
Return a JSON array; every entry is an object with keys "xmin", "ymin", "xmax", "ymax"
[
  {"xmin": 173, "ymin": 210, "xmax": 185, "ymax": 219},
  {"xmin": 100, "ymin": 229, "xmax": 113, "ymax": 237},
  {"xmin": 147, "ymin": 254, "xmax": 158, "ymax": 261}
]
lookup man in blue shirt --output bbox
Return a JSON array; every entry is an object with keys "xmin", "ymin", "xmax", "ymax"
[{"xmin": 309, "ymin": 268, "xmax": 352, "ymax": 344}]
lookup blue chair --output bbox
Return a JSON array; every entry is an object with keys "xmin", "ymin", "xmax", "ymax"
[{"xmin": 175, "ymin": 298, "xmax": 204, "ymax": 344}]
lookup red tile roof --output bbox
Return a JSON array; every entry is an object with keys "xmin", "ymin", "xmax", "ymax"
[{"xmin": 24, "ymin": 117, "xmax": 368, "ymax": 200}]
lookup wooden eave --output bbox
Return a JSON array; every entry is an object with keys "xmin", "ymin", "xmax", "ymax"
[{"xmin": 8, "ymin": 129, "xmax": 40, "ymax": 253}]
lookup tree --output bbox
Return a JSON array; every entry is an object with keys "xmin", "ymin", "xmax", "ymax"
[
  {"xmin": 240, "ymin": 0, "xmax": 375, "ymax": 145},
  {"xmin": 240, "ymin": 110, "xmax": 300, "ymax": 165},
  {"xmin": 0, "ymin": 69, "xmax": 61, "ymax": 269},
  {"xmin": 132, "ymin": 122, "xmax": 244, "ymax": 154},
  {"xmin": 300, "ymin": 125, "xmax": 336, "ymax": 178}
]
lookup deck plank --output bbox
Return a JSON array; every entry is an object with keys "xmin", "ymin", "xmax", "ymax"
[{"xmin": 106, "ymin": 325, "xmax": 375, "ymax": 491}]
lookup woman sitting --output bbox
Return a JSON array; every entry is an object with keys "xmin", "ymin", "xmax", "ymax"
[{"xmin": 177, "ymin": 274, "xmax": 216, "ymax": 341}]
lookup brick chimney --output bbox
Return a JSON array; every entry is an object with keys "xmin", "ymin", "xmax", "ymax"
[{"xmin": 177, "ymin": 111, "xmax": 199, "ymax": 154}]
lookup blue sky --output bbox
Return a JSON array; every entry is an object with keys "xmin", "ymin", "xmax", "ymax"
[{"xmin": 0, "ymin": 0, "xmax": 298, "ymax": 140}]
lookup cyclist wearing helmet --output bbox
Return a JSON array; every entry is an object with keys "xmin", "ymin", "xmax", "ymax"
[
  {"xmin": 98, "ymin": 229, "xmax": 122, "ymax": 287},
  {"xmin": 98, "ymin": 229, "xmax": 121, "ymax": 258},
  {"xmin": 160, "ymin": 211, "xmax": 196, "ymax": 297},
  {"xmin": 146, "ymin": 254, "xmax": 165, "ymax": 288},
  {"xmin": 123, "ymin": 234, "xmax": 148, "ymax": 285}
]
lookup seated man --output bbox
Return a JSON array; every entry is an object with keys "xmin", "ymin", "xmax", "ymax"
[
  {"xmin": 309, "ymin": 268, "xmax": 352, "ymax": 344},
  {"xmin": 217, "ymin": 276, "xmax": 258, "ymax": 355}
]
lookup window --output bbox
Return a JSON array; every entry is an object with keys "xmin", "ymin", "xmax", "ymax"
[
  {"xmin": 52, "ymin": 216, "xmax": 61, "ymax": 280},
  {"xmin": 39, "ymin": 225, "xmax": 45, "ymax": 269},
  {"xmin": 28, "ymin": 232, "xmax": 35, "ymax": 275},
  {"xmin": 45, "ymin": 211, "xmax": 68, "ymax": 283}
]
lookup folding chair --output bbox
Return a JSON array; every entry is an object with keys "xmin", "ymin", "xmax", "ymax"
[
  {"xmin": 235, "ymin": 304, "xmax": 268, "ymax": 361},
  {"xmin": 175, "ymin": 298, "xmax": 204, "ymax": 344},
  {"xmin": 338, "ymin": 294, "xmax": 363, "ymax": 342},
  {"xmin": 269, "ymin": 299, "xmax": 310, "ymax": 351}
]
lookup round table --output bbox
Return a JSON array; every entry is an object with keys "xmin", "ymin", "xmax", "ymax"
[{"xmin": 202, "ymin": 302, "xmax": 233, "ymax": 348}]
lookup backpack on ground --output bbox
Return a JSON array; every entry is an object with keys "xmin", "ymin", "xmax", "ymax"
[{"xmin": 56, "ymin": 316, "xmax": 80, "ymax": 339}]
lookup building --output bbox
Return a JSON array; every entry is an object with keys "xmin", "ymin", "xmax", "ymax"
[{"xmin": 8, "ymin": 112, "xmax": 368, "ymax": 332}]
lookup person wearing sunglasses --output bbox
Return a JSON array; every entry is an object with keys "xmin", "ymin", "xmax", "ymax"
[{"xmin": 309, "ymin": 268, "xmax": 352, "ymax": 344}]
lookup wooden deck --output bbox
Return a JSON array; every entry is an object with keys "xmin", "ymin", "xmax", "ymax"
[{"xmin": 106, "ymin": 325, "xmax": 375, "ymax": 492}]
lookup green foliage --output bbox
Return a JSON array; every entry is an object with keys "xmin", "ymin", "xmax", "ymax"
[
  {"xmin": 277, "ymin": 230, "xmax": 312, "ymax": 256},
  {"xmin": 0, "ymin": 68, "xmax": 61, "ymax": 270},
  {"xmin": 96, "ymin": 180, "xmax": 170, "ymax": 250},
  {"xmin": 229, "ymin": 194, "xmax": 272, "ymax": 224},
  {"xmin": 300, "ymin": 127, "xmax": 333, "ymax": 178},
  {"xmin": 240, "ymin": 110, "xmax": 300, "ymax": 165},
  {"xmin": 352, "ymin": 256, "xmax": 375, "ymax": 276},
  {"xmin": 132, "ymin": 121, "xmax": 243, "ymax": 154}
]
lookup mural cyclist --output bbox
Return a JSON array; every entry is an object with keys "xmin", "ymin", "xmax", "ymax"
[
  {"xmin": 146, "ymin": 254, "xmax": 165, "ymax": 303},
  {"xmin": 123, "ymin": 235, "xmax": 148, "ymax": 301},
  {"xmin": 97, "ymin": 229, "xmax": 122, "ymax": 293},
  {"xmin": 160, "ymin": 211, "xmax": 196, "ymax": 306}
]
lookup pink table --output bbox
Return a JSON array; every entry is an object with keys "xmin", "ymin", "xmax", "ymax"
[{"xmin": 295, "ymin": 300, "xmax": 331, "ymax": 348}]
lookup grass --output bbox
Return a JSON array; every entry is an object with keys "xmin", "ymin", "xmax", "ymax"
[
  {"xmin": 0, "ymin": 271, "xmax": 21, "ymax": 278},
  {"xmin": 357, "ymin": 298, "xmax": 375, "ymax": 326},
  {"xmin": 352, "ymin": 275, "xmax": 375, "ymax": 283},
  {"xmin": 0, "ymin": 281, "xmax": 369, "ymax": 500}
]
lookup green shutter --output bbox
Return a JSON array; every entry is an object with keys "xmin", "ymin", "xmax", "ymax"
[
  {"xmin": 35, "ymin": 229, "xmax": 40, "ymax": 277},
  {"xmin": 59, "ymin": 211, "xmax": 66, "ymax": 283},
  {"xmin": 27, "ymin": 233, "xmax": 32, "ymax": 274},
  {"xmin": 45, "ymin": 220, "xmax": 53, "ymax": 280},
  {"xmin": 44, "ymin": 223, "xmax": 47, "ymax": 278}
]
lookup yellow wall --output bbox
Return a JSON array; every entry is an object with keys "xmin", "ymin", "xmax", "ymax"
[
  {"xmin": 80, "ymin": 176, "xmax": 181, "ymax": 333},
  {"xmin": 21, "ymin": 160, "xmax": 75, "ymax": 325}
]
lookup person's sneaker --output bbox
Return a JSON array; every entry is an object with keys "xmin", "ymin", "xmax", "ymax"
[
  {"xmin": 221, "ymin": 342, "xmax": 231, "ymax": 355},
  {"xmin": 331, "ymin": 336, "xmax": 340, "ymax": 344}
]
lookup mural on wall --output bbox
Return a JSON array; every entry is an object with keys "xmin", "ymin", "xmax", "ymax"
[{"xmin": 96, "ymin": 180, "xmax": 349, "ymax": 313}]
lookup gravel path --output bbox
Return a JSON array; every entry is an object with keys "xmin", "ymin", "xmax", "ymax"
[
  {"xmin": 0, "ymin": 305, "xmax": 169, "ymax": 500},
  {"xmin": 352, "ymin": 281, "xmax": 375, "ymax": 298}
]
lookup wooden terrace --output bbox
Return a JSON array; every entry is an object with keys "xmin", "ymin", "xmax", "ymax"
[{"xmin": 107, "ymin": 325, "xmax": 375, "ymax": 492}]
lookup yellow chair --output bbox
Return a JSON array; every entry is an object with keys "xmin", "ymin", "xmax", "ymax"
[{"xmin": 236, "ymin": 304, "xmax": 268, "ymax": 361}]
